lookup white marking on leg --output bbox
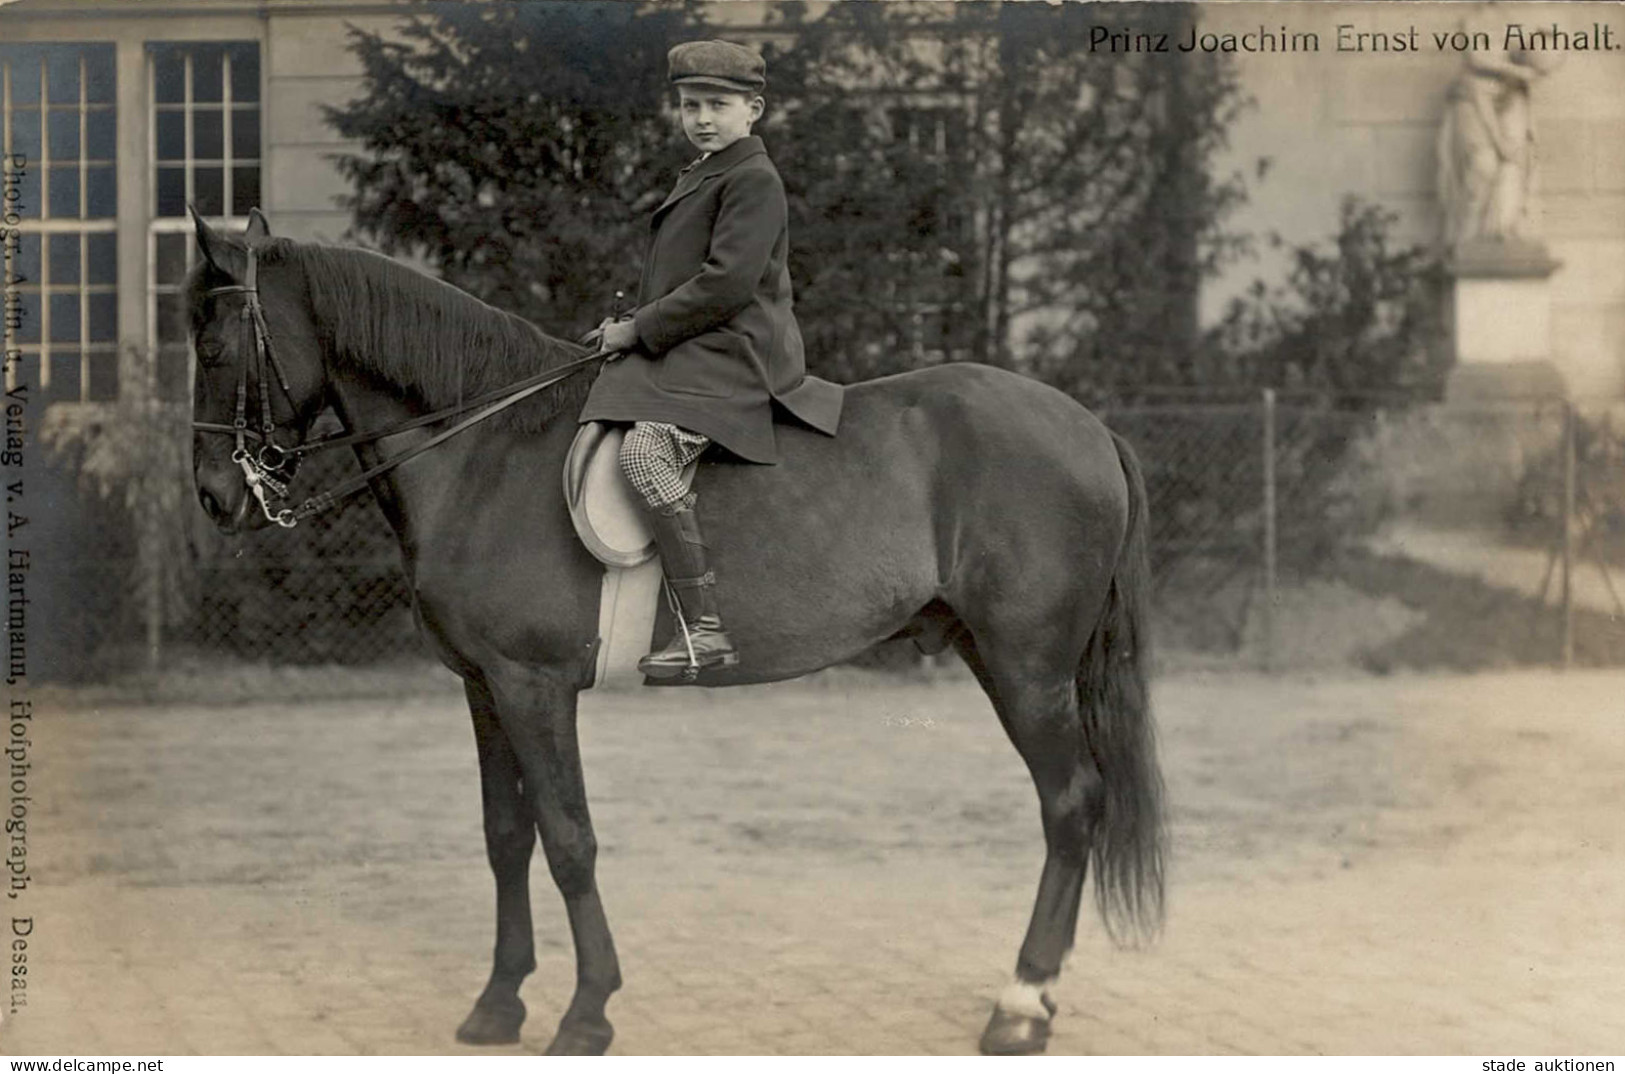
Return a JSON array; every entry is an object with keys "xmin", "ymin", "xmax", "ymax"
[{"xmin": 996, "ymin": 976, "xmax": 1058, "ymax": 1020}]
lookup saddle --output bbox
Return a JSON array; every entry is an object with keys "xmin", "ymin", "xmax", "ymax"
[{"xmin": 563, "ymin": 422, "xmax": 698, "ymax": 688}]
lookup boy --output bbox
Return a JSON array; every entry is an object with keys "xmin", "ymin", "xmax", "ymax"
[{"xmin": 578, "ymin": 39, "xmax": 842, "ymax": 679}]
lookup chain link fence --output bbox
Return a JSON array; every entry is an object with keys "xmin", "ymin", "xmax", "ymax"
[
  {"xmin": 170, "ymin": 449, "xmax": 421, "ymax": 666},
  {"xmin": 1107, "ymin": 392, "xmax": 1625, "ymax": 671},
  {"xmin": 37, "ymin": 391, "xmax": 1625, "ymax": 685}
]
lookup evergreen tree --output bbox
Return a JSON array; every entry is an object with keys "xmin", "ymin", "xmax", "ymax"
[
  {"xmin": 765, "ymin": 2, "xmax": 1250, "ymax": 387},
  {"xmin": 329, "ymin": 2, "xmax": 1252, "ymax": 393},
  {"xmin": 326, "ymin": 1, "xmax": 702, "ymax": 334}
]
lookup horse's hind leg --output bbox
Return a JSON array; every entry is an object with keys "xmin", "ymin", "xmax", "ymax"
[
  {"xmin": 456, "ymin": 675, "xmax": 537, "ymax": 1045},
  {"xmin": 957, "ymin": 635, "xmax": 1102, "ymax": 1056}
]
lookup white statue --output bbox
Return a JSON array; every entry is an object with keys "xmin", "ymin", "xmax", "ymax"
[{"xmin": 1437, "ymin": 46, "xmax": 1556, "ymax": 247}]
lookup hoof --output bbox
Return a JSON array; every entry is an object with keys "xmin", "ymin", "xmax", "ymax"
[
  {"xmin": 978, "ymin": 997, "xmax": 1056, "ymax": 1056},
  {"xmin": 544, "ymin": 1020, "xmax": 614, "ymax": 1056},
  {"xmin": 456, "ymin": 995, "xmax": 525, "ymax": 1046}
]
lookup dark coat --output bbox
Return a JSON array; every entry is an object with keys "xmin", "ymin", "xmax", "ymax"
[{"xmin": 578, "ymin": 136, "xmax": 842, "ymax": 464}]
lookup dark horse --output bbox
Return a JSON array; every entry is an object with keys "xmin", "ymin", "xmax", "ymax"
[{"xmin": 188, "ymin": 213, "xmax": 1164, "ymax": 1056}]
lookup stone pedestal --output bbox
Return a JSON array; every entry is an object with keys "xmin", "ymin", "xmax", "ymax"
[{"xmin": 1445, "ymin": 238, "xmax": 1566, "ymax": 401}]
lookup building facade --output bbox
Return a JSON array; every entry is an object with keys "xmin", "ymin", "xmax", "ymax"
[
  {"xmin": 3, "ymin": 0, "xmax": 1623, "ymax": 406},
  {"xmin": 1203, "ymin": 3, "xmax": 1625, "ymax": 399},
  {"xmin": 1, "ymin": 0, "xmax": 407, "ymax": 408}
]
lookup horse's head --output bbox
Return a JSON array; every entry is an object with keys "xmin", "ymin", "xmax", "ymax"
[{"xmin": 189, "ymin": 209, "xmax": 328, "ymax": 532}]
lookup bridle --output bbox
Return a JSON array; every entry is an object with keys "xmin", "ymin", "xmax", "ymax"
[
  {"xmin": 191, "ymin": 243, "xmax": 305, "ymax": 524},
  {"xmin": 191, "ymin": 244, "xmax": 604, "ymax": 528}
]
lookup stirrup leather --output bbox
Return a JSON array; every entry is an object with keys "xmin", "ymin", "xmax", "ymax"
[{"xmin": 665, "ymin": 574, "xmax": 702, "ymax": 670}]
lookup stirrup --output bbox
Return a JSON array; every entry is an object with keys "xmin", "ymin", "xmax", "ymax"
[
  {"xmin": 640, "ymin": 579, "xmax": 736, "ymax": 680},
  {"xmin": 637, "ymin": 636, "xmax": 738, "ymax": 681}
]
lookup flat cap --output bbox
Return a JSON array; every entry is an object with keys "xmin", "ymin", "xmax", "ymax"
[{"xmin": 668, "ymin": 40, "xmax": 766, "ymax": 93}]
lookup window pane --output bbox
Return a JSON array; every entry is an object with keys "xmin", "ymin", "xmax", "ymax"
[
  {"xmin": 86, "ymin": 166, "xmax": 115, "ymax": 218},
  {"xmin": 231, "ymin": 166, "xmax": 260, "ymax": 217},
  {"xmin": 50, "ymin": 294, "xmax": 80, "ymax": 342},
  {"xmin": 16, "ymin": 295, "xmax": 40, "ymax": 344},
  {"xmin": 156, "ymin": 166, "xmax": 186, "ymax": 218},
  {"xmin": 85, "ymin": 108, "xmax": 115, "ymax": 160},
  {"xmin": 9, "ymin": 108, "xmax": 40, "ymax": 164},
  {"xmin": 49, "ymin": 233, "xmax": 80, "ymax": 284},
  {"xmin": 87, "ymin": 352, "xmax": 119, "ymax": 402},
  {"xmin": 230, "ymin": 108, "xmax": 259, "ymax": 160},
  {"xmin": 155, "ymin": 292, "xmax": 185, "ymax": 344},
  {"xmin": 193, "ymin": 166, "xmax": 223, "ymax": 216},
  {"xmin": 156, "ymin": 232, "xmax": 188, "ymax": 286},
  {"xmin": 46, "ymin": 353, "xmax": 81, "ymax": 404},
  {"xmin": 87, "ymin": 233, "xmax": 116, "ymax": 285},
  {"xmin": 153, "ymin": 50, "xmax": 185, "ymax": 104},
  {"xmin": 48, "ymin": 164, "xmax": 80, "ymax": 218},
  {"xmin": 84, "ymin": 48, "xmax": 115, "ymax": 104},
  {"xmin": 192, "ymin": 50, "xmax": 223, "ymax": 104},
  {"xmin": 8, "ymin": 53, "xmax": 41, "ymax": 106},
  {"xmin": 46, "ymin": 50, "xmax": 80, "ymax": 105},
  {"xmin": 193, "ymin": 108, "xmax": 223, "ymax": 159},
  {"xmin": 48, "ymin": 109, "xmax": 80, "ymax": 161},
  {"xmin": 88, "ymin": 293, "xmax": 117, "ymax": 342},
  {"xmin": 227, "ymin": 44, "xmax": 259, "ymax": 103},
  {"xmin": 15, "ymin": 168, "xmax": 39, "ymax": 220},
  {"xmin": 17, "ymin": 234, "xmax": 40, "ymax": 284},
  {"xmin": 157, "ymin": 346, "xmax": 189, "ymax": 402},
  {"xmin": 155, "ymin": 111, "xmax": 185, "ymax": 161}
]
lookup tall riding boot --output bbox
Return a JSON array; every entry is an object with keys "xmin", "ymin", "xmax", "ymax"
[{"xmin": 639, "ymin": 501, "xmax": 738, "ymax": 679}]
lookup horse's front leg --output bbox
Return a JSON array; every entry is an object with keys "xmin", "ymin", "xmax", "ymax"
[
  {"xmin": 457, "ymin": 675, "xmax": 537, "ymax": 1045},
  {"xmin": 490, "ymin": 664, "xmax": 621, "ymax": 1056}
]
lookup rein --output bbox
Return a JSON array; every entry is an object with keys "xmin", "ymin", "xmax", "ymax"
[{"xmin": 192, "ymin": 244, "xmax": 604, "ymax": 528}]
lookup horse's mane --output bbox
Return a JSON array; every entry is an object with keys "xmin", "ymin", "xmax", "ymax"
[{"xmin": 201, "ymin": 238, "xmax": 597, "ymax": 433}]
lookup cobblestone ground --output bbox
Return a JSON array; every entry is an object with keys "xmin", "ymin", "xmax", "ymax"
[{"xmin": 3, "ymin": 668, "xmax": 1623, "ymax": 1056}]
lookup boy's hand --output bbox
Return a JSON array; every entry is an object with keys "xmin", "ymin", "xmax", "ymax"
[
  {"xmin": 579, "ymin": 316, "xmax": 637, "ymax": 358},
  {"xmin": 598, "ymin": 318, "xmax": 639, "ymax": 355}
]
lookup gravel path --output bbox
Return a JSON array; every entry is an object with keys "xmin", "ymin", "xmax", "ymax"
[{"xmin": 3, "ymin": 669, "xmax": 1622, "ymax": 1055}]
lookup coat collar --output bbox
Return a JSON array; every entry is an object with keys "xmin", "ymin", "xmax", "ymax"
[{"xmin": 654, "ymin": 135, "xmax": 766, "ymax": 217}]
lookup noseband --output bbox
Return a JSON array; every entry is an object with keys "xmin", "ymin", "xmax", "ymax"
[{"xmin": 192, "ymin": 243, "xmax": 603, "ymax": 528}]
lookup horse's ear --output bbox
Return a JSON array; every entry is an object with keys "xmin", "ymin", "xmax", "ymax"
[
  {"xmin": 245, "ymin": 207, "xmax": 271, "ymax": 244},
  {"xmin": 191, "ymin": 204, "xmax": 235, "ymax": 275}
]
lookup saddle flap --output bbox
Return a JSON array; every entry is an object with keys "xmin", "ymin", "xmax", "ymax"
[{"xmin": 564, "ymin": 422, "xmax": 697, "ymax": 568}]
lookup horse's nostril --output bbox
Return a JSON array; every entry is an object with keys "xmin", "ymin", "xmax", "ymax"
[{"xmin": 200, "ymin": 488, "xmax": 222, "ymax": 520}]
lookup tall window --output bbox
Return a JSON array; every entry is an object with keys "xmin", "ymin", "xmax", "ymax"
[
  {"xmin": 147, "ymin": 41, "xmax": 260, "ymax": 400},
  {"xmin": 1, "ymin": 44, "xmax": 118, "ymax": 404}
]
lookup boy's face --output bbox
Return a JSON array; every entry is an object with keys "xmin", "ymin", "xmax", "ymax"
[{"xmin": 676, "ymin": 84, "xmax": 763, "ymax": 154}]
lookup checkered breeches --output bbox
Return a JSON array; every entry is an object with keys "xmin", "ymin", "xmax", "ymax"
[{"xmin": 619, "ymin": 421, "xmax": 711, "ymax": 511}]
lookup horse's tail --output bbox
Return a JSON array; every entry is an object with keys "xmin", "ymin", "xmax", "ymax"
[{"xmin": 1078, "ymin": 430, "xmax": 1165, "ymax": 946}]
